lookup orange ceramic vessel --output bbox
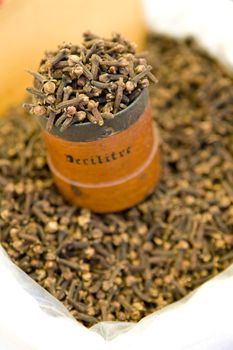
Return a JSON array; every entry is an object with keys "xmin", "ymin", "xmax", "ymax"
[{"xmin": 39, "ymin": 89, "xmax": 160, "ymax": 212}]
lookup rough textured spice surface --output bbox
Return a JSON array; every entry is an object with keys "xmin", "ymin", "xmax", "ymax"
[
  {"xmin": 1, "ymin": 34, "xmax": 233, "ymax": 327},
  {"xmin": 25, "ymin": 32, "xmax": 157, "ymax": 130}
]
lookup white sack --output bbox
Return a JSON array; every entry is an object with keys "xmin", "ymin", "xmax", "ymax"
[
  {"xmin": 0, "ymin": 0, "xmax": 233, "ymax": 349},
  {"xmin": 144, "ymin": 0, "xmax": 233, "ymax": 68}
]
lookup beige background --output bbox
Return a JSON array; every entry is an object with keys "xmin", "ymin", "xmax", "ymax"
[{"xmin": 0, "ymin": 0, "xmax": 146, "ymax": 114}]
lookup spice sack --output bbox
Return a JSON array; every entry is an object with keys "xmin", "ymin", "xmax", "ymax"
[{"xmin": 0, "ymin": 0, "xmax": 233, "ymax": 349}]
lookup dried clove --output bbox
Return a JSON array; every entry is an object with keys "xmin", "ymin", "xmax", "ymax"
[{"xmin": 25, "ymin": 32, "xmax": 157, "ymax": 130}]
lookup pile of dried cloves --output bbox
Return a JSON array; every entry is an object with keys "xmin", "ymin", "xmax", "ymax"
[
  {"xmin": 24, "ymin": 32, "xmax": 157, "ymax": 131},
  {"xmin": 1, "ymin": 33, "xmax": 233, "ymax": 327}
]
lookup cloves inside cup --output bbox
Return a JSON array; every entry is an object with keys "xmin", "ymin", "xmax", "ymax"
[{"xmin": 25, "ymin": 32, "xmax": 160, "ymax": 212}]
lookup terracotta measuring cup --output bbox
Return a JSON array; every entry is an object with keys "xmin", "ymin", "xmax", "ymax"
[{"xmin": 38, "ymin": 89, "xmax": 160, "ymax": 213}]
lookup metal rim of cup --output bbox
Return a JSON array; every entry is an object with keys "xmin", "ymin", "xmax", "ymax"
[{"xmin": 38, "ymin": 89, "xmax": 149, "ymax": 142}]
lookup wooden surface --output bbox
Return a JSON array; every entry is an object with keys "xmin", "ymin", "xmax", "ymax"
[
  {"xmin": 42, "ymin": 107, "xmax": 160, "ymax": 213},
  {"xmin": 0, "ymin": 0, "xmax": 146, "ymax": 115}
]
